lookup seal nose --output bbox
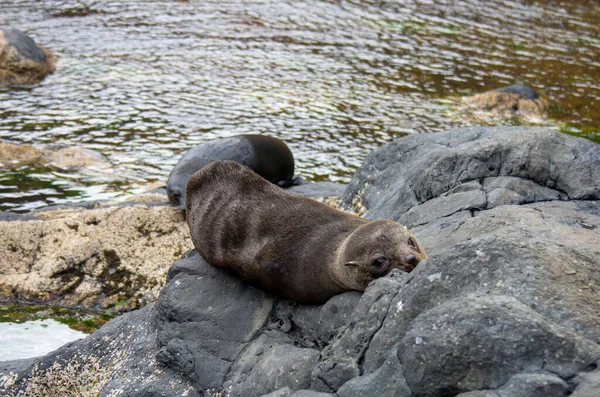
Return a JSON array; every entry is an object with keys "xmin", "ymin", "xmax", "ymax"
[{"xmin": 406, "ymin": 254, "xmax": 417, "ymax": 267}]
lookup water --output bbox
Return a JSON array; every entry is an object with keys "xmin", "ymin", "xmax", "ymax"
[
  {"xmin": 0, "ymin": 320, "xmax": 85, "ymax": 361},
  {"xmin": 1, "ymin": 0, "xmax": 599, "ymax": 211},
  {"xmin": 0, "ymin": 304, "xmax": 111, "ymax": 360}
]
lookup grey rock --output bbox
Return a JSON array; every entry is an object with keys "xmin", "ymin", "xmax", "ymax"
[
  {"xmin": 269, "ymin": 292, "xmax": 362, "ymax": 349},
  {"xmin": 0, "ymin": 30, "xmax": 55, "ymax": 86},
  {"xmin": 456, "ymin": 392, "xmax": 501, "ymax": 397},
  {"xmin": 3, "ymin": 126, "xmax": 599, "ymax": 397},
  {"xmin": 290, "ymin": 391, "xmax": 334, "ymax": 397},
  {"xmin": 570, "ymin": 367, "xmax": 600, "ymax": 397},
  {"xmin": 364, "ymin": 202, "xmax": 600, "ymax": 372},
  {"xmin": 287, "ymin": 182, "xmax": 347, "ymax": 199},
  {"xmin": 261, "ymin": 387, "xmax": 293, "ymax": 397},
  {"xmin": 0, "ymin": 211, "xmax": 39, "ymax": 222},
  {"xmin": 155, "ymin": 253, "xmax": 275, "ymax": 390},
  {"xmin": 494, "ymin": 84, "xmax": 540, "ymax": 100},
  {"xmin": 398, "ymin": 295, "xmax": 600, "ymax": 395},
  {"xmin": 343, "ymin": 127, "xmax": 600, "ymax": 222},
  {"xmin": 0, "ymin": 304, "xmax": 198, "ymax": 397},
  {"xmin": 497, "ymin": 372, "xmax": 569, "ymax": 397},
  {"xmin": 310, "ymin": 271, "xmax": 408, "ymax": 392},
  {"xmin": 337, "ymin": 348, "xmax": 412, "ymax": 397},
  {"xmin": 3, "ymin": 29, "xmax": 47, "ymax": 63},
  {"xmin": 227, "ymin": 334, "xmax": 320, "ymax": 397},
  {"xmin": 166, "ymin": 135, "xmax": 295, "ymax": 208}
]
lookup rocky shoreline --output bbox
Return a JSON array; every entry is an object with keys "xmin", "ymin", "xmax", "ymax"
[{"xmin": 1, "ymin": 126, "xmax": 599, "ymax": 396}]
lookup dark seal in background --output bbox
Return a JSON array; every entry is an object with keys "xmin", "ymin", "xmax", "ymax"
[{"xmin": 167, "ymin": 134, "xmax": 296, "ymax": 208}]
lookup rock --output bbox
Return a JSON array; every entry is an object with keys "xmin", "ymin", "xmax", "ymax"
[
  {"xmin": 343, "ymin": 126, "xmax": 599, "ymax": 223},
  {"xmin": 456, "ymin": 392, "xmax": 501, "ymax": 397},
  {"xmin": 460, "ymin": 84, "xmax": 546, "ymax": 123},
  {"xmin": 287, "ymin": 182, "xmax": 346, "ymax": 199},
  {"xmin": 261, "ymin": 387, "xmax": 293, "ymax": 397},
  {"xmin": 226, "ymin": 338, "xmax": 320, "ymax": 396},
  {"xmin": 0, "ymin": 141, "xmax": 113, "ymax": 173},
  {"xmin": 166, "ymin": 135, "xmax": 296, "ymax": 208},
  {"xmin": 0, "ymin": 198, "xmax": 192, "ymax": 311},
  {"xmin": 496, "ymin": 373, "xmax": 570, "ymax": 397},
  {"xmin": 155, "ymin": 250, "xmax": 275, "ymax": 391},
  {"xmin": 0, "ymin": 28, "xmax": 56, "ymax": 86},
  {"xmin": 399, "ymin": 295, "xmax": 598, "ymax": 395},
  {"xmin": 336, "ymin": 348, "xmax": 412, "ymax": 397},
  {"xmin": 290, "ymin": 391, "xmax": 333, "ymax": 397},
  {"xmin": 570, "ymin": 367, "xmax": 600, "ymax": 397},
  {"xmin": 0, "ymin": 304, "xmax": 199, "ymax": 397},
  {"xmin": 2, "ymin": 126, "xmax": 599, "ymax": 396},
  {"xmin": 310, "ymin": 273, "xmax": 407, "ymax": 392}
]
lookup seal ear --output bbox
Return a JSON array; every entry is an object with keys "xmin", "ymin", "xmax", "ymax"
[{"xmin": 344, "ymin": 261, "xmax": 359, "ymax": 268}]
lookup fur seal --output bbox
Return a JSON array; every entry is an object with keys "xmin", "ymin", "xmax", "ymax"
[
  {"xmin": 186, "ymin": 160, "xmax": 427, "ymax": 303},
  {"xmin": 167, "ymin": 134, "xmax": 296, "ymax": 208}
]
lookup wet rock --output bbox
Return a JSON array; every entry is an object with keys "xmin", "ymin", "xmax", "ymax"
[
  {"xmin": 0, "ymin": 197, "xmax": 192, "ymax": 311},
  {"xmin": 460, "ymin": 84, "xmax": 547, "ymax": 122},
  {"xmin": 0, "ymin": 28, "xmax": 56, "ymax": 86},
  {"xmin": 2, "ymin": 126, "xmax": 599, "ymax": 396},
  {"xmin": 167, "ymin": 135, "xmax": 296, "ymax": 208},
  {"xmin": 0, "ymin": 141, "xmax": 112, "ymax": 172}
]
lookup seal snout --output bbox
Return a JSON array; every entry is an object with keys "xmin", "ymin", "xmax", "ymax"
[{"xmin": 406, "ymin": 254, "xmax": 417, "ymax": 267}]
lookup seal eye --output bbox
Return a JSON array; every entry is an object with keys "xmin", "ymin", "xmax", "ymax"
[
  {"xmin": 408, "ymin": 237, "xmax": 418, "ymax": 249},
  {"xmin": 372, "ymin": 257, "xmax": 387, "ymax": 267}
]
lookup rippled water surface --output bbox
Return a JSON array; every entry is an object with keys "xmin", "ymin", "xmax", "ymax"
[{"xmin": 1, "ymin": 0, "xmax": 599, "ymax": 210}]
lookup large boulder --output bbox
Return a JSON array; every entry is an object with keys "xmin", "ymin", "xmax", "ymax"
[
  {"xmin": 0, "ymin": 28, "xmax": 56, "ymax": 86},
  {"xmin": 2, "ymin": 127, "xmax": 599, "ymax": 396}
]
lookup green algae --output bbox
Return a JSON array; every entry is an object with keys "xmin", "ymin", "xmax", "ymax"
[{"xmin": 0, "ymin": 303, "xmax": 113, "ymax": 334}]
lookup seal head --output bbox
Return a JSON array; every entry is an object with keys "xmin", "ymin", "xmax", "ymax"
[{"xmin": 333, "ymin": 220, "xmax": 426, "ymax": 291}]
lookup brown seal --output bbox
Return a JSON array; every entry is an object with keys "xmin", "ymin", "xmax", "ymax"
[{"xmin": 186, "ymin": 160, "xmax": 427, "ymax": 303}]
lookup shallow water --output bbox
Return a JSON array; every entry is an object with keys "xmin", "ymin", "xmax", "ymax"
[
  {"xmin": 0, "ymin": 0, "xmax": 599, "ymax": 212},
  {"xmin": 0, "ymin": 303, "xmax": 111, "ymax": 360},
  {"xmin": 0, "ymin": 320, "xmax": 85, "ymax": 361}
]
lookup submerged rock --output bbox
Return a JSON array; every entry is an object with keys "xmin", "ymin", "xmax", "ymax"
[
  {"xmin": 0, "ymin": 29, "xmax": 56, "ymax": 86},
  {"xmin": 2, "ymin": 126, "xmax": 599, "ymax": 396},
  {"xmin": 459, "ymin": 84, "xmax": 547, "ymax": 123},
  {"xmin": 0, "ymin": 141, "xmax": 112, "ymax": 172}
]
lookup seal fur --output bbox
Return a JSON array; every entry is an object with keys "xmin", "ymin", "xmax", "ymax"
[
  {"xmin": 167, "ymin": 134, "xmax": 296, "ymax": 208},
  {"xmin": 186, "ymin": 160, "xmax": 427, "ymax": 303}
]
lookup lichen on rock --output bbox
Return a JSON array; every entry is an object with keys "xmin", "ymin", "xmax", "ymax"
[{"xmin": 0, "ymin": 199, "xmax": 193, "ymax": 311}]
